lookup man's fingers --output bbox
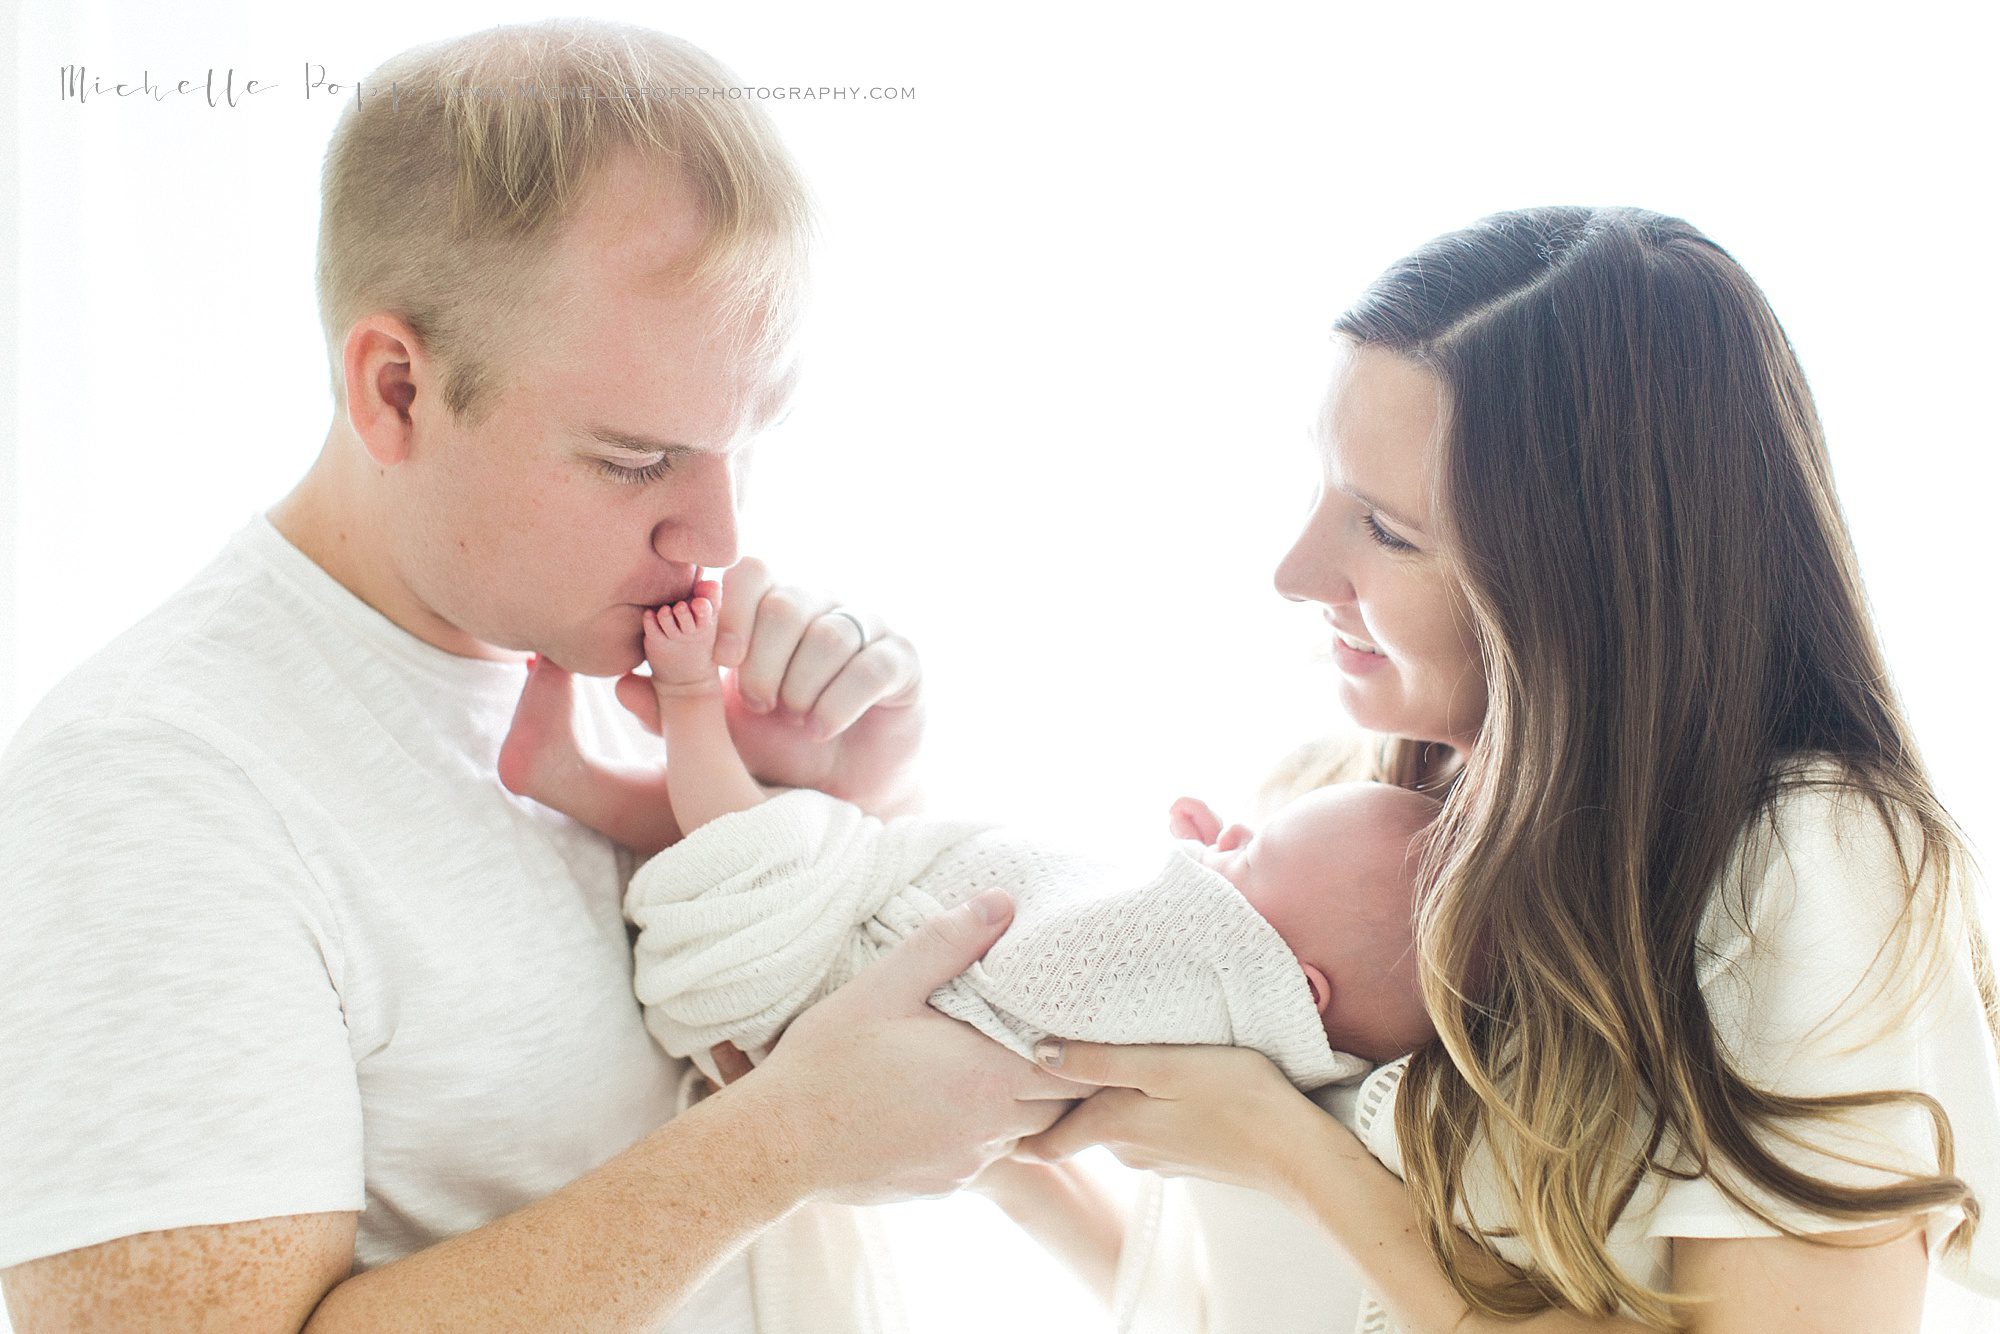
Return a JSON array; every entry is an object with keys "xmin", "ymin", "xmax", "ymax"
[
  {"xmin": 860, "ymin": 889, "xmax": 1014, "ymax": 1005},
  {"xmin": 800, "ymin": 638, "xmax": 920, "ymax": 740},
  {"xmin": 714, "ymin": 557, "xmax": 773, "ymax": 671},
  {"xmin": 734, "ymin": 587, "xmax": 835, "ymax": 713},
  {"xmin": 772, "ymin": 609, "xmax": 868, "ymax": 717}
]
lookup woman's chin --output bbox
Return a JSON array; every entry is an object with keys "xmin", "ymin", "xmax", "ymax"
[{"xmin": 1335, "ymin": 680, "xmax": 1397, "ymax": 735}]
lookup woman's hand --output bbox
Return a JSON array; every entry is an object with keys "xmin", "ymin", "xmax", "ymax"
[{"xmin": 1015, "ymin": 1039, "xmax": 1336, "ymax": 1203}]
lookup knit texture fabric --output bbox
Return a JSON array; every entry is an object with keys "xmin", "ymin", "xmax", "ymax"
[{"xmin": 627, "ymin": 789, "xmax": 1370, "ymax": 1090}]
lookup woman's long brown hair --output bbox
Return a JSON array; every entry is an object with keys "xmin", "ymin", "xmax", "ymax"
[{"xmin": 1332, "ymin": 207, "xmax": 1998, "ymax": 1327}]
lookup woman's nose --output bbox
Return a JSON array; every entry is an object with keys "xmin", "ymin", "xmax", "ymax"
[{"xmin": 1274, "ymin": 506, "xmax": 1354, "ymax": 607}]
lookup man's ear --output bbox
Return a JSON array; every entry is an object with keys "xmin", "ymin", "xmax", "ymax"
[
  {"xmin": 1303, "ymin": 963, "xmax": 1332, "ymax": 1014},
  {"xmin": 340, "ymin": 314, "xmax": 426, "ymax": 468}
]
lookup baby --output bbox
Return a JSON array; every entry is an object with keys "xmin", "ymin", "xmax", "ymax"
[{"xmin": 503, "ymin": 584, "xmax": 1439, "ymax": 1090}]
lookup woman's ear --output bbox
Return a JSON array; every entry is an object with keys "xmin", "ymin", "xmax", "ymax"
[{"xmin": 1303, "ymin": 963, "xmax": 1332, "ymax": 1013}]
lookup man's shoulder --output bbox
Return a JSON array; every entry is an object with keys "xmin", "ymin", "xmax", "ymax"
[{"xmin": 6, "ymin": 529, "xmax": 304, "ymax": 769}]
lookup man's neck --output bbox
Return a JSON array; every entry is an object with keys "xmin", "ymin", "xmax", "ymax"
[{"xmin": 268, "ymin": 437, "xmax": 512, "ymax": 663}]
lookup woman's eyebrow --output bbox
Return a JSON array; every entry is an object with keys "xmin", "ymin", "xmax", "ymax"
[
  {"xmin": 1306, "ymin": 427, "xmax": 1427, "ymax": 533},
  {"xmin": 1333, "ymin": 480, "xmax": 1426, "ymax": 535}
]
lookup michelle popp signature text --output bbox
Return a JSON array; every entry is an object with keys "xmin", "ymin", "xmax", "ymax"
[{"xmin": 57, "ymin": 65, "xmax": 376, "ymax": 107}]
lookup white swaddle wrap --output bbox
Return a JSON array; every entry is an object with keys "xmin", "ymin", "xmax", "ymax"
[{"xmin": 627, "ymin": 789, "xmax": 1370, "ymax": 1090}]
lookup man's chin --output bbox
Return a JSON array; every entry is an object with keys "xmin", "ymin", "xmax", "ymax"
[{"xmin": 537, "ymin": 638, "xmax": 646, "ymax": 680}]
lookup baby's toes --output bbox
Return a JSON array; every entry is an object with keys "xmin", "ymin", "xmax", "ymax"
[{"xmin": 642, "ymin": 608, "xmax": 675, "ymax": 652}]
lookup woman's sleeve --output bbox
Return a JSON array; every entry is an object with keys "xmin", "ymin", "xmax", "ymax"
[{"xmin": 1642, "ymin": 778, "xmax": 2000, "ymax": 1277}]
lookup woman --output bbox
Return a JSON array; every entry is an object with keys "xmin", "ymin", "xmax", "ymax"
[{"xmin": 1011, "ymin": 207, "xmax": 2000, "ymax": 1331}]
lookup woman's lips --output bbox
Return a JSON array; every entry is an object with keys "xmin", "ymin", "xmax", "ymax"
[{"xmin": 1331, "ymin": 625, "xmax": 1389, "ymax": 673}]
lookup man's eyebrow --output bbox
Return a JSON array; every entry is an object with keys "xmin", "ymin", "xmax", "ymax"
[{"xmin": 581, "ymin": 427, "xmax": 704, "ymax": 458}]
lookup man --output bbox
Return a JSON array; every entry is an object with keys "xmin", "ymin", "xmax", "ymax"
[{"xmin": 0, "ymin": 20, "xmax": 1078, "ymax": 1331}]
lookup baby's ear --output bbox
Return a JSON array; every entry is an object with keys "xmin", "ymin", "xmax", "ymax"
[{"xmin": 1302, "ymin": 963, "xmax": 1332, "ymax": 1014}]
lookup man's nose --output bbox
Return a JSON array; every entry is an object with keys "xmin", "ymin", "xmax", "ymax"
[{"xmin": 652, "ymin": 456, "xmax": 741, "ymax": 570}]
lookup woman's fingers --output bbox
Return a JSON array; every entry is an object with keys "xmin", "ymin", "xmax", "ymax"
[
  {"xmin": 1012, "ymin": 1086, "xmax": 1151, "ymax": 1164},
  {"xmin": 1015, "ymin": 1043, "xmax": 1307, "ymax": 1189},
  {"xmin": 709, "ymin": 1041, "xmax": 755, "ymax": 1085},
  {"xmin": 1033, "ymin": 1039, "xmax": 1202, "ymax": 1096}
]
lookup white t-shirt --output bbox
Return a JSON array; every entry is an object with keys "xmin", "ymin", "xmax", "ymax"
[
  {"xmin": 1113, "ymin": 768, "xmax": 2000, "ymax": 1332},
  {"xmin": 0, "ymin": 515, "xmax": 755, "ymax": 1330}
]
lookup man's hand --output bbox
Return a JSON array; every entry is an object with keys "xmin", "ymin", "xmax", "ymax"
[
  {"xmin": 616, "ymin": 557, "xmax": 924, "ymax": 817},
  {"xmin": 731, "ymin": 888, "xmax": 1081, "ymax": 1206}
]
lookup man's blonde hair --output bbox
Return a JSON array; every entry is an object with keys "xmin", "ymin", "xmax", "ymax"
[{"xmin": 316, "ymin": 20, "xmax": 811, "ymax": 425}]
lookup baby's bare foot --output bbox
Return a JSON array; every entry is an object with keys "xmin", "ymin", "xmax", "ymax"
[
  {"xmin": 645, "ymin": 581, "xmax": 723, "ymax": 698},
  {"xmin": 499, "ymin": 654, "xmax": 585, "ymax": 803}
]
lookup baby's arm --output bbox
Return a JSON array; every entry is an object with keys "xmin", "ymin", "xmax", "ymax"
[{"xmin": 643, "ymin": 583, "xmax": 768, "ymax": 835}]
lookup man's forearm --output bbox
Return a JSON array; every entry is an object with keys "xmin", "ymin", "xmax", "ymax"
[{"xmin": 304, "ymin": 1075, "xmax": 808, "ymax": 1332}]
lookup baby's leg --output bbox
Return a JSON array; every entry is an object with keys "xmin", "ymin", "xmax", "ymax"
[
  {"xmin": 645, "ymin": 582, "xmax": 769, "ymax": 834},
  {"xmin": 499, "ymin": 656, "xmax": 684, "ymax": 855},
  {"xmin": 498, "ymin": 654, "xmax": 595, "ymax": 808}
]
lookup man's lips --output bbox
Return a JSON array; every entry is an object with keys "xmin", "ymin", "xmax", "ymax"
[{"xmin": 624, "ymin": 570, "xmax": 702, "ymax": 608}]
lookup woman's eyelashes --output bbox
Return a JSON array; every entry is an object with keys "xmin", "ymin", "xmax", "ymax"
[
  {"xmin": 1363, "ymin": 511, "xmax": 1417, "ymax": 552},
  {"xmin": 595, "ymin": 455, "xmax": 674, "ymax": 485}
]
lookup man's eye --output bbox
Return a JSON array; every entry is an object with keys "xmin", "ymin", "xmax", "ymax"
[{"xmin": 596, "ymin": 456, "xmax": 673, "ymax": 484}]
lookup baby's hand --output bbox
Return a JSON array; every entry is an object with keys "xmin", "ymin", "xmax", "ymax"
[
  {"xmin": 643, "ymin": 580, "xmax": 724, "ymax": 697},
  {"xmin": 1169, "ymin": 797, "xmax": 1253, "ymax": 852}
]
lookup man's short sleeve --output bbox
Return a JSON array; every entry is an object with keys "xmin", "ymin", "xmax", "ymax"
[
  {"xmin": 0, "ymin": 716, "xmax": 364, "ymax": 1269},
  {"xmin": 1642, "ymin": 778, "xmax": 1999, "ymax": 1266}
]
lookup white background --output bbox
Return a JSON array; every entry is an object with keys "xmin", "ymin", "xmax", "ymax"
[{"xmin": 4, "ymin": 1, "xmax": 1996, "ymax": 1330}]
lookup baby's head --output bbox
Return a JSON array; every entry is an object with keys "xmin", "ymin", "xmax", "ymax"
[{"xmin": 1192, "ymin": 781, "xmax": 1438, "ymax": 1062}]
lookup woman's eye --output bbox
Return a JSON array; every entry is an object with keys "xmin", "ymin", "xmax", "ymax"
[
  {"xmin": 595, "ymin": 455, "xmax": 673, "ymax": 485},
  {"xmin": 1363, "ymin": 511, "xmax": 1417, "ymax": 552}
]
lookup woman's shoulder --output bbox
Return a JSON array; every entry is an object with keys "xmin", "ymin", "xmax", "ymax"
[
  {"xmin": 1659, "ymin": 757, "xmax": 2000, "ymax": 1291},
  {"xmin": 1701, "ymin": 756, "xmax": 1955, "ymax": 964},
  {"xmin": 1696, "ymin": 754, "xmax": 1986, "ymax": 1074}
]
